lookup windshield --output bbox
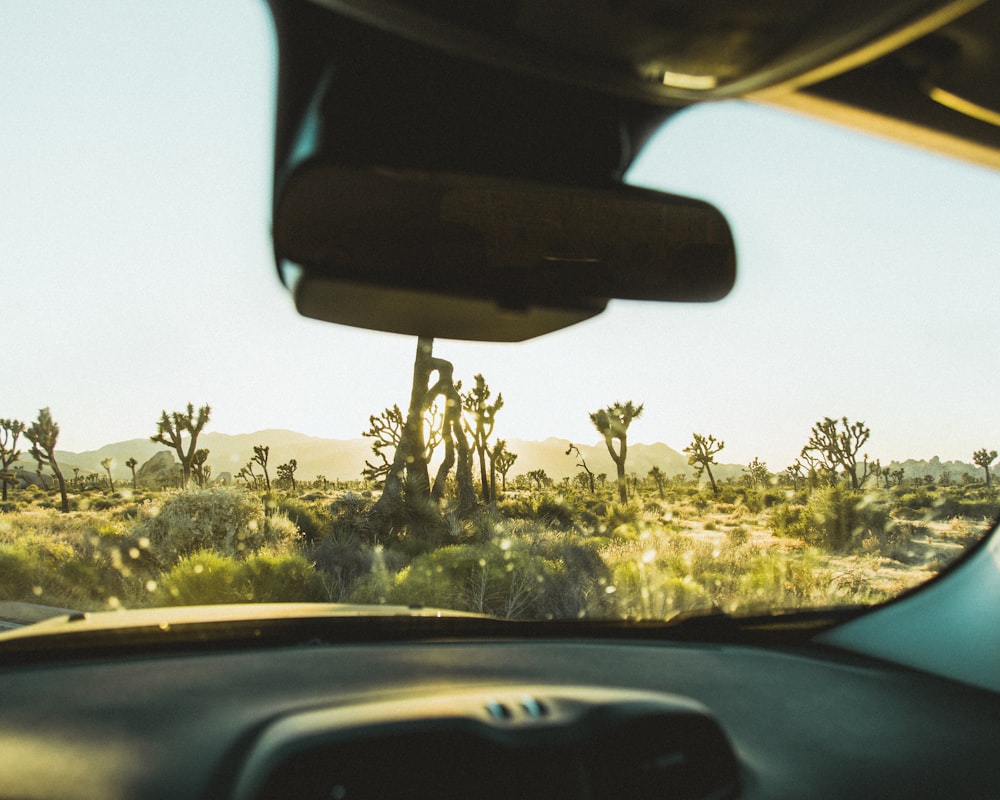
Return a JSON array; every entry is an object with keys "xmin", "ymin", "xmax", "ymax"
[{"xmin": 3, "ymin": 1, "xmax": 999, "ymax": 623}]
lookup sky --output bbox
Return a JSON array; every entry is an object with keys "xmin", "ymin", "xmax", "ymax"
[{"xmin": 4, "ymin": 1, "xmax": 1000, "ymax": 470}]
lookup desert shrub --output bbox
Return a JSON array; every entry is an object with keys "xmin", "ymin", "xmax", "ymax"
[
  {"xmin": 154, "ymin": 549, "xmax": 325, "ymax": 605},
  {"xmin": 134, "ymin": 488, "xmax": 299, "ymax": 566},
  {"xmin": 310, "ymin": 529, "xmax": 383, "ymax": 600},
  {"xmin": 584, "ymin": 500, "xmax": 608, "ymax": 517},
  {"xmin": 390, "ymin": 542, "xmax": 563, "ymax": 618},
  {"xmin": 534, "ymin": 496, "xmax": 577, "ymax": 529},
  {"xmin": 612, "ymin": 559, "xmax": 712, "ymax": 618},
  {"xmin": 604, "ymin": 503, "xmax": 641, "ymax": 532},
  {"xmin": 516, "ymin": 533, "xmax": 616, "ymax": 618},
  {"xmin": 328, "ymin": 492, "xmax": 371, "ymax": 520},
  {"xmin": 497, "ymin": 495, "xmax": 535, "ymax": 519},
  {"xmin": 770, "ymin": 486, "xmax": 890, "ymax": 552},
  {"xmin": 716, "ymin": 486, "xmax": 739, "ymax": 504},
  {"xmin": 464, "ymin": 505, "xmax": 509, "ymax": 543},
  {"xmin": 858, "ymin": 521, "xmax": 921, "ymax": 563},
  {"xmin": 0, "ymin": 533, "xmax": 139, "ymax": 611},
  {"xmin": 276, "ymin": 498, "xmax": 328, "ymax": 543},
  {"xmin": 0, "ymin": 542, "xmax": 54, "ymax": 601},
  {"xmin": 743, "ymin": 546, "xmax": 821, "ymax": 598},
  {"xmin": 926, "ymin": 493, "xmax": 999, "ymax": 521},
  {"xmin": 727, "ymin": 525, "xmax": 750, "ymax": 546}
]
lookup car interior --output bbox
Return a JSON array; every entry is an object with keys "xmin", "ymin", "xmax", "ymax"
[{"xmin": 2, "ymin": 0, "xmax": 1000, "ymax": 797}]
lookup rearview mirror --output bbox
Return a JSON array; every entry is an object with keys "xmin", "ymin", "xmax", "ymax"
[
  {"xmin": 276, "ymin": 165, "xmax": 736, "ymax": 341},
  {"xmin": 268, "ymin": 4, "xmax": 736, "ymax": 341}
]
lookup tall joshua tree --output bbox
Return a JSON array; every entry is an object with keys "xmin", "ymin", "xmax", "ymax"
[
  {"xmin": 801, "ymin": 416, "xmax": 870, "ymax": 489},
  {"xmin": 589, "ymin": 401, "xmax": 644, "ymax": 503},
  {"xmin": 25, "ymin": 408, "xmax": 69, "ymax": 513},
  {"xmin": 369, "ymin": 337, "xmax": 475, "ymax": 542},
  {"xmin": 150, "ymin": 403, "xmax": 211, "ymax": 487},
  {"xmin": 684, "ymin": 433, "xmax": 724, "ymax": 494},
  {"xmin": 125, "ymin": 457, "xmax": 139, "ymax": 491},
  {"xmin": 491, "ymin": 440, "xmax": 517, "ymax": 494},
  {"xmin": 0, "ymin": 418, "xmax": 25, "ymax": 502},
  {"xmin": 463, "ymin": 374, "xmax": 503, "ymax": 502},
  {"xmin": 251, "ymin": 445, "xmax": 271, "ymax": 492},
  {"xmin": 648, "ymin": 465, "xmax": 666, "ymax": 499},
  {"xmin": 973, "ymin": 448, "xmax": 997, "ymax": 487},
  {"xmin": 100, "ymin": 457, "xmax": 115, "ymax": 492}
]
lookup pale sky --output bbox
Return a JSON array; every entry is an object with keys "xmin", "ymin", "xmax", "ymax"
[{"xmin": 4, "ymin": 1, "xmax": 1000, "ymax": 470}]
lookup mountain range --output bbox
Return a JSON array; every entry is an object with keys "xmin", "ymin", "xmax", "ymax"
[{"xmin": 15, "ymin": 430, "xmax": 983, "ymax": 486}]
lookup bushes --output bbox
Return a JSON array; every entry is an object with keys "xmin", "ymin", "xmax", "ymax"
[
  {"xmin": 155, "ymin": 549, "xmax": 325, "ymax": 605},
  {"xmin": 276, "ymin": 498, "xmax": 327, "ymax": 543},
  {"xmin": 770, "ymin": 485, "xmax": 890, "ymax": 552},
  {"xmin": 389, "ymin": 541, "xmax": 596, "ymax": 619},
  {"xmin": 0, "ymin": 536, "xmax": 134, "ymax": 610},
  {"xmin": 498, "ymin": 493, "xmax": 579, "ymax": 530},
  {"xmin": 135, "ymin": 488, "xmax": 299, "ymax": 566}
]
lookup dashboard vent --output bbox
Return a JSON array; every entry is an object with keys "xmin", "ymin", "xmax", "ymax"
[{"xmin": 237, "ymin": 686, "xmax": 739, "ymax": 800}]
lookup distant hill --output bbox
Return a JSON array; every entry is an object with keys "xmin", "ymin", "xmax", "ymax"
[
  {"xmin": 16, "ymin": 431, "xmax": 696, "ymax": 484},
  {"xmin": 884, "ymin": 456, "xmax": 985, "ymax": 484},
  {"xmin": 16, "ymin": 430, "xmax": 370, "ymax": 483},
  {"xmin": 13, "ymin": 430, "xmax": 985, "ymax": 486}
]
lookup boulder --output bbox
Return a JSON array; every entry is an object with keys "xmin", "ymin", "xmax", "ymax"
[{"xmin": 136, "ymin": 451, "xmax": 182, "ymax": 490}]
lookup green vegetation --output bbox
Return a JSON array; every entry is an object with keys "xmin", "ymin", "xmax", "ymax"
[
  {"xmin": 1, "ymin": 363, "xmax": 996, "ymax": 621},
  {"xmin": 0, "ymin": 465, "xmax": 992, "ymax": 618}
]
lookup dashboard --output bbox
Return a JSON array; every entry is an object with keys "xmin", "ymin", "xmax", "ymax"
[{"xmin": 1, "ymin": 631, "xmax": 998, "ymax": 798}]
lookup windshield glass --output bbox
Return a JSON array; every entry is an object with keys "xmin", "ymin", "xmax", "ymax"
[{"xmin": 3, "ymin": 1, "xmax": 999, "ymax": 622}]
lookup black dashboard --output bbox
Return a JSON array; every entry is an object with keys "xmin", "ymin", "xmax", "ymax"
[{"xmin": 1, "ymin": 634, "xmax": 998, "ymax": 799}]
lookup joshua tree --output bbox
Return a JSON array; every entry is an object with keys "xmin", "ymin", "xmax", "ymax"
[
  {"xmin": 363, "ymin": 403, "xmax": 443, "ymax": 483},
  {"xmin": 100, "ymin": 457, "xmax": 115, "ymax": 492},
  {"xmin": 192, "ymin": 448, "xmax": 210, "ymax": 487},
  {"xmin": 463, "ymin": 374, "xmax": 503, "ymax": 502},
  {"xmin": 801, "ymin": 416, "xmax": 870, "ymax": 490},
  {"xmin": 684, "ymin": 433, "xmax": 724, "ymax": 494},
  {"xmin": 251, "ymin": 445, "xmax": 271, "ymax": 492},
  {"xmin": 277, "ymin": 459, "xmax": 298, "ymax": 491},
  {"xmin": 125, "ymin": 457, "xmax": 139, "ymax": 491},
  {"xmin": 368, "ymin": 337, "xmax": 476, "ymax": 542},
  {"xmin": 25, "ymin": 408, "xmax": 69, "ymax": 513},
  {"xmin": 973, "ymin": 448, "xmax": 998, "ymax": 487},
  {"xmin": 566, "ymin": 442, "xmax": 595, "ymax": 494},
  {"xmin": 648, "ymin": 466, "xmax": 666, "ymax": 499},
  {"xmin": 150, "ymin": 403, "xmax": 211, "ymax": 487},
  {"xmin": 491, "ymin": 440, "xmax": 517, "ymax": 494},
  {"xmin": 236, "ymin": 463, "xmax": 259, "ymax": 489},
  {"xmin": 526, "ymin": 468, "xmax": 550, "ymax": 490},
  {"xmin": 589, "ymin": 401, "xmax": 644, "ymax": 503},
  {"xmin": 0, "ymin": 418, "xmax": 25, "ymax": 502},
  {"xmin": 744, "ymin": 457, "xmax": 769, "ymax": 489}
]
